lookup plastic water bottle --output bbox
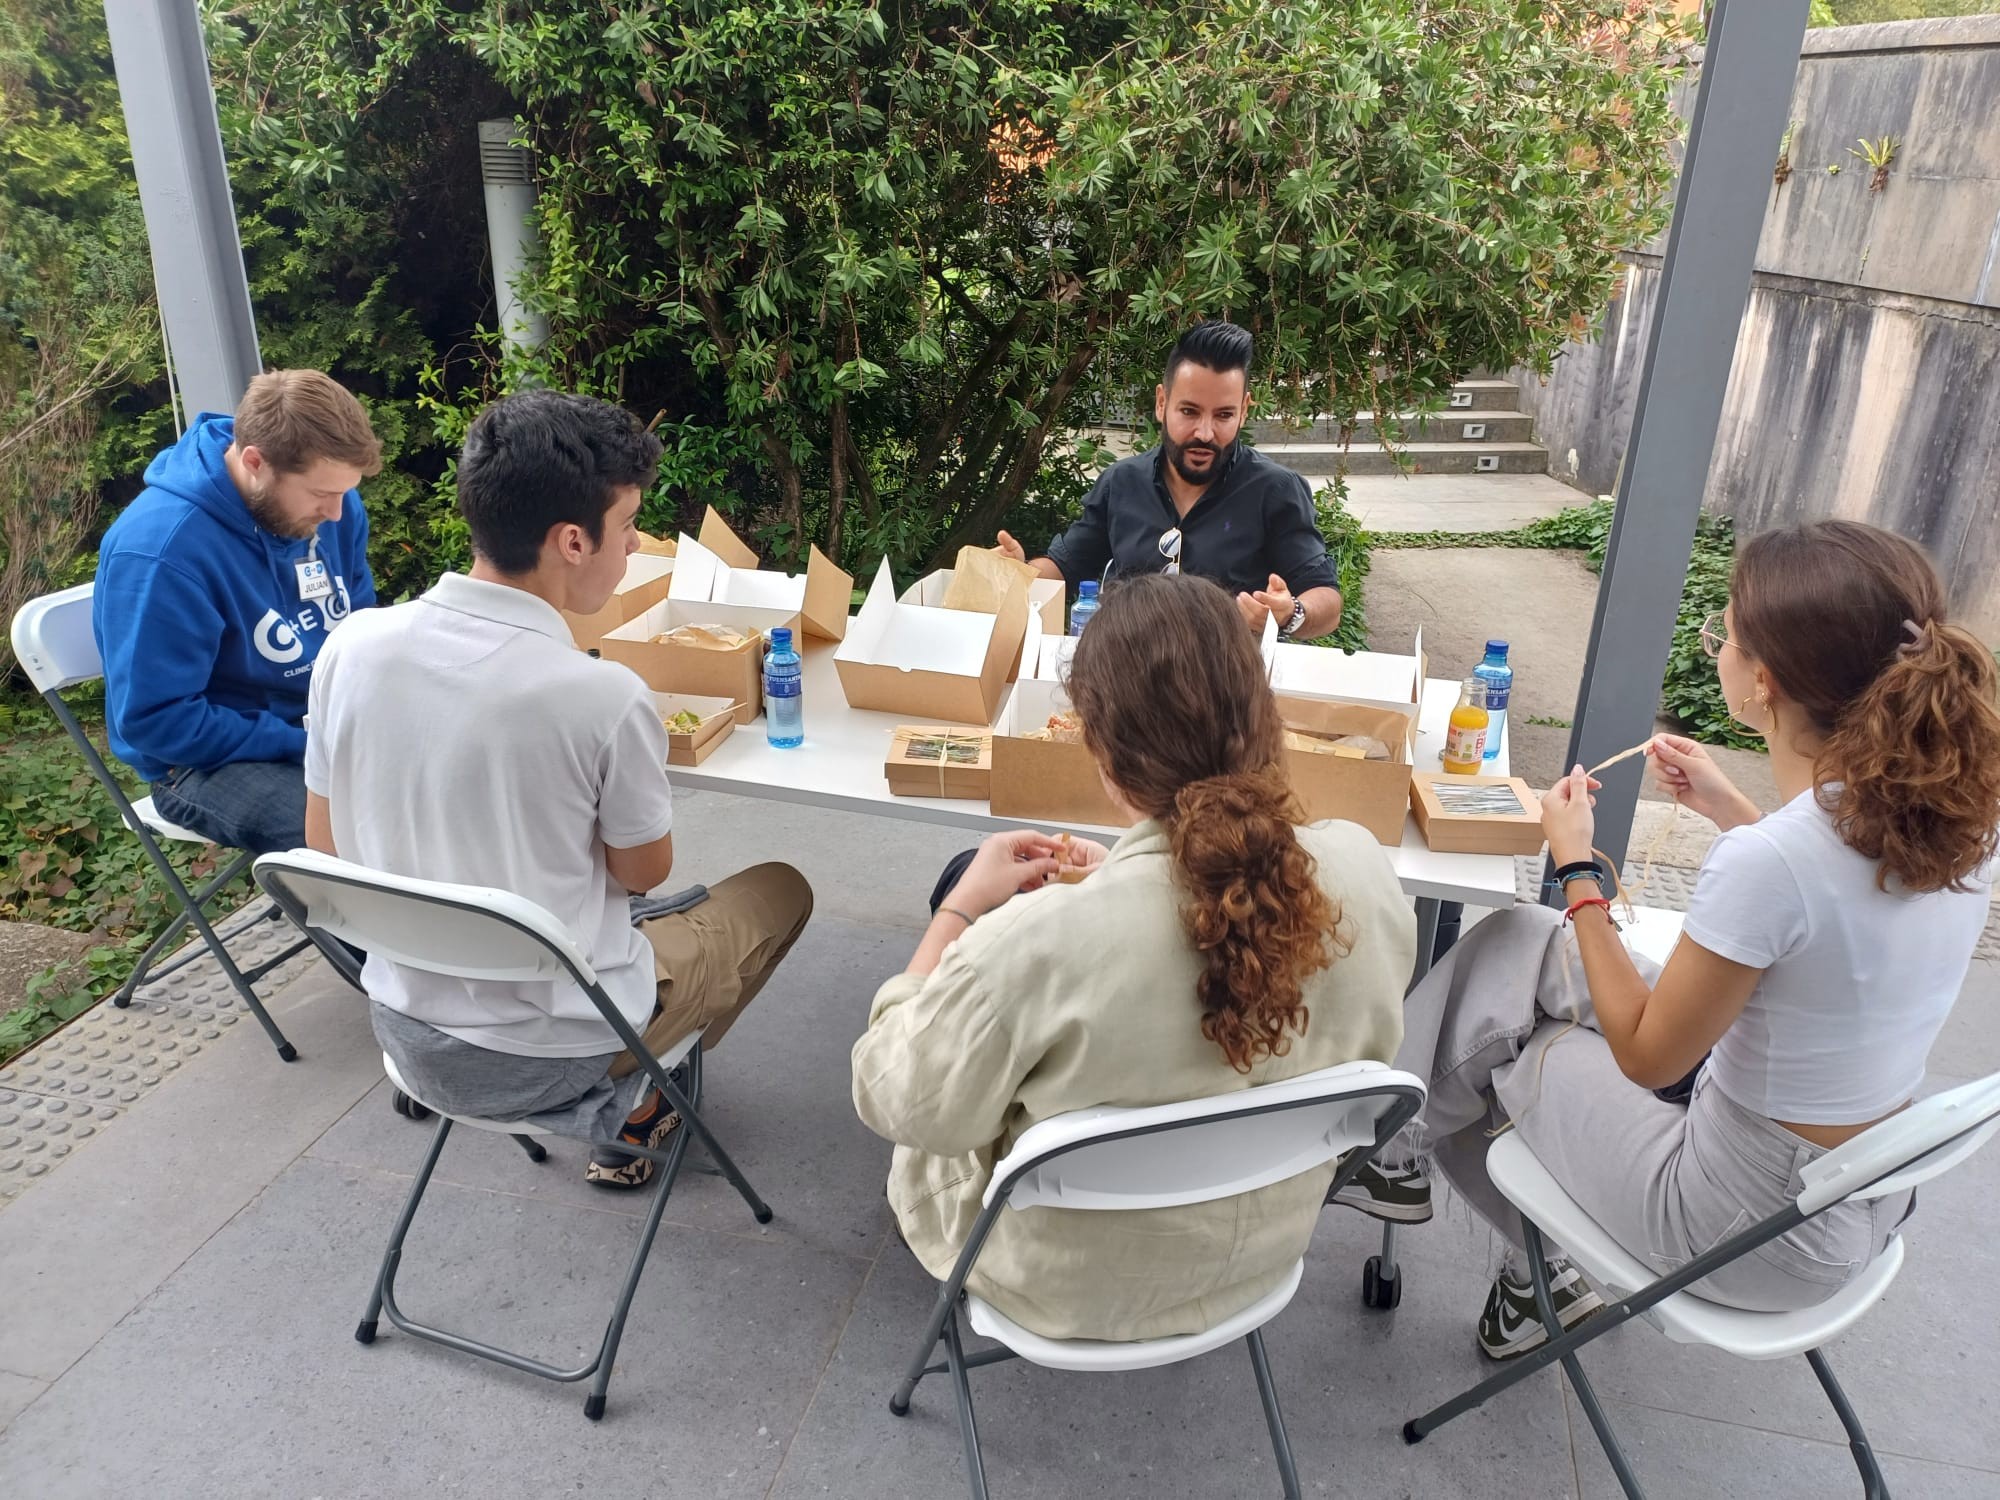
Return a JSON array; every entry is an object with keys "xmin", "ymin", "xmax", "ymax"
[
  {"xmin": 764, "ymin": 627, "xmax": 804, "ymax": 749},
  {"xmin": 1474, "ymin": 640, "xmax": 1512, "ymax": 761},
  {"xmin": 1069, "ymin": 579, "xmax": 1101, "ymax": 636}
]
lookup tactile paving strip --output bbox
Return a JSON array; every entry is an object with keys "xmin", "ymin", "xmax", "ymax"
[{"xmin": 0, "ymin": 899, "xmax": 322, "ymax": 1203}]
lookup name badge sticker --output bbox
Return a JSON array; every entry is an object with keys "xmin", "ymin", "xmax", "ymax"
[{"xmin": 296, "ymin": 558, "xmax": 333, "ymax": 602}]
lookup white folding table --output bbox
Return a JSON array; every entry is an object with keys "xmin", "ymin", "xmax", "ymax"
[{"xmin": 667, "ymin": 644, "xmax": 1523, "ymax": 919}]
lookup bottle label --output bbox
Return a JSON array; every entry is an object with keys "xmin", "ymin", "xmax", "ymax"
[
  {"xmin": 765, "ymin": 677, "xmax": 801, "ymax": 698},
  {"xmin": 1482, "ymin": 685, "xmax": 1509, "ymax": 712},
  {"xmin": 1443, "ymin": 723, "xmax": 1487, "ymax": 766}
]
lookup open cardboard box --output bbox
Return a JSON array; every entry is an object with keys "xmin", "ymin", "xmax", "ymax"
[
  {"xmin": 1410, "ymin": 772, "xmax": 1547, "ymax": 855},
  {"xmin": 885, "ymin": 725, "xmax": 994, "ymax": 800},
  {"xmin": 601, "ymin": 611, "xmax": 763, "ymax": 725},
  {"xmin": 989, "ymin": 676, "xmax": 1131, "ymax": 828},
  {"xmin": 671, "ymin": 506, "xmax": 851, "ymax": 643},
  {"xmin": 634, "ymin": 529, "xmax": 677, "ymax": 557},
  {"xmin": 599, "ymin": 508, "xmax": 851, "ymax": 726},
  {"xmin": 653, "ymin": 692, "xmax": 739, "ymax": 767},
  {"xmin": 1270, "ymin": 627, "xmax": 1426, "ymax": 715},
  {"xmin": 563, "ymin": 551, "xmax": 677, "ymax": 648},
  {"xmin": 835, "ymin": 560, "xmax": 1033, "ymax": 726},
  {"xmin": 1276, "ymin": 691, "xmax": 1419, "ymax": 845},
  {"xmin": 900, "ymin": 562, "xmax": 1065, "ymax": 681}
]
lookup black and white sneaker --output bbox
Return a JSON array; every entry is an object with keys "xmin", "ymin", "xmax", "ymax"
[
  {"xmin": 1327, "ymin": 1156, "xmax": 1435, "ymax": 1223},
  {"xmin": 1477, "ymin": 1257, "xmax": 1604, "ymax": 1361},
  {"xmin": 584, "ymin": 1089, "xmax": 683, "ymax": 1190}
]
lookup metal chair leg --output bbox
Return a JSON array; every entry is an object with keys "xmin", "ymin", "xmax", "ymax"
[
  {"xmin": 584, "ymin": 1112, "xmax": 693, "ymax": 1420},
  {"xmin": 658, "ymin": 1049, "xmax": 770, "ymax": 1225},
  {"xmin": 890, "ymin": 1278, "xmax": 962, "ymax": 1415},
  {"xmin": 942, "ymin": 1302, "xmax": 991, "ymax": 1500},
  {"xmin": 114, "ymin": 850, "xmax": 255, "ymax": 1003},
  {"xmin": 1523, "ymin": 1228, "xmax": 1644, "ymax": 1500},
  {"xmin": 1806, "ymin": 1348, "xmax": 1891, "ymax": 1500},
  {"xmin": 1246, "ymin": 1329, "xmax": 1303, "ymax": 1500},
  {"xmin": 512, "ymin": 1134, "xmax": 548, "ymax": 1163},
  {"xmin": 357, "ymin": 1115, "xmax": 452, "ymax": 1344}
]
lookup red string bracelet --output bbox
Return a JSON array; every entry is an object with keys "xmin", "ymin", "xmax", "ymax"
[{"xmin": 1564, "ymin": 895, "xmax": 1615, "ymax": 927}]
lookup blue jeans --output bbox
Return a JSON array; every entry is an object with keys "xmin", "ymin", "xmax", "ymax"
[{"xmin": 149, "ymin": 760, "xmax": 307, "ymax": 856}]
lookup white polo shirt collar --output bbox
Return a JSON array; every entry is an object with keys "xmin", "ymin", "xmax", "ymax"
[{"xmin": 422, "ymin": 571, "xmax": 575, "ymax": 647}]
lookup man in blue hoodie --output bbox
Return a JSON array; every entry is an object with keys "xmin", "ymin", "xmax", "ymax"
[{"xmin": 94, "ymin": 369, "xmax": 381, "ymax": 855}]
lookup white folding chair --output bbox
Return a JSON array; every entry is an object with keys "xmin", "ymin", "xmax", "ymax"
[
  {"xmin": 1404, "ymin": 1070, "xmax": 2000, "ymax": 1499},
  {"xmin": 253, "ymin": 848, "xmax": 774, "ymax": 1422},
  {"xmin": 10, "ymin": 583, "xmax": 326, "ymax": 1061},
  {"xmin": 886, "ymin": 1061, "xmax": 1428, "ymax": 1499}
]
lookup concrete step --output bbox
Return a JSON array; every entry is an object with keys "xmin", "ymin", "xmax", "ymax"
[
  {"xmin": 1340, "ymin": 471, "xmax": 1587, "ymax": 533},
  {"xmin": 1444, "ymin": 378, "xmax": 1520, "ymax": 412},
  {"xmin": 1259, "ymin": 440, "xmax": 1549, "ymax": 477},
  {"xmin": 1249, "ymin": 410, "xmax": 1534, "ymax": 445}
]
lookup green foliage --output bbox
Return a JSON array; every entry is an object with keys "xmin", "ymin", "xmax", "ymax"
[
  {"xmin": 1812, "ymin": 0, "xmax": 1994, "ymax": 22},
  {"xmin": 232, "ymin": 0, "xmax": 1690, "ymax": 576},
  {"xmin": 0, "ymin": 696, "xmax": 248, "ymax": 1064},
  {"xmin": 1310, "ymin": 479, "xmax": 1371, "ymax": 653}
]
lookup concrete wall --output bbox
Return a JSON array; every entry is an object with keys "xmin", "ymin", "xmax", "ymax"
[{"xmin": 1516, "ymin": 17, "xmax": 2000, "ymax": 637}]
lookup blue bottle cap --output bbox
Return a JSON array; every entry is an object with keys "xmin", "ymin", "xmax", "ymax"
[
  {"xmin": 770, "ymin": 627, "xmax": 793, "ymax": 649},
  {"xmin": 1485, "ymin": 639, "xmax": 1509, "ymax": 657},
  {"xmin": 1078, "ymin": 580, "xmax": 1099, "ymax": 598}
]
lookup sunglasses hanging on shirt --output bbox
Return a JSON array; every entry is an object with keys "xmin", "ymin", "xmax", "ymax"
[{"xmin": 1158, "ymin": 526, "xmax": 1182, "ymax": 577}]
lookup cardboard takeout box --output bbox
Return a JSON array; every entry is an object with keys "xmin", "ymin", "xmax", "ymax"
[
  {"xmin": 654, "ymin": 692, "xmax": 739, "ymax": 767},
  {"xmin": 988, "ymin": 676, "xmax": 1131, "ymax": 829},
  {"xmin": 885, "ymin": 725, "xmax": 994, "ymax": 800},
  {"xmin": 563, "ymin": 552, "xmax": 677, "ymax": 647},
  {"xmin": 900, "ymin": 552, "xmax": 1065, "ymax": 681},
  {"xmin": 671, "ymin": 507, "xmax": 851, "ymax": 643},
  {"xmin": 1410, "ymin": 772, "xmax": 1546, "ymax": 855},
  {"xmin": 835, "ymin": 560, "xmax": 1032, "ymax": 726},
  {"xmin": 602, "ymin": 614, "xmax": 764, "ymax": 725},
  {"xmin": 1275, "ymin": 692, "xmax": 1418, "ymax": 845}
]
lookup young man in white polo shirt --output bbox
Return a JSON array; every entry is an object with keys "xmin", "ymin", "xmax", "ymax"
[{"xmin": 303, "ymin": 391, "xmax": 812, "ymax": 1187}]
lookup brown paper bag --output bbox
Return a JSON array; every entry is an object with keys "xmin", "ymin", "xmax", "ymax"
[{"xmin": 941, "ymin": 546, "xmax": 1040, "ymax": 614}]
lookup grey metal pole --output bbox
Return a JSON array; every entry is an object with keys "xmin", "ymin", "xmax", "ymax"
[
  {"xmin": 103, "ymin": 0, "xmax": 262, "ymax": 416},
  {"xmin": 1559, "ymin": 0, "xmax": 1811, "ymax": 870}
]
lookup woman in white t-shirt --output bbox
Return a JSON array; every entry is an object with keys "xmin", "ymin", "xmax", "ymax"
[{"xmin": 1333, "ymin": 520, "xmax": 2000, "ymax": 1360}]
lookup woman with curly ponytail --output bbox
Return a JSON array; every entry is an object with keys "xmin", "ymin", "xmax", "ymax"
[
  {"xmin": 852, "ymin": 574, "xmax": 1416, "ymax": 1342},
  {"xmin": 1345, "ymin": 520, "xmax": 2000, "ymax": 1364}
]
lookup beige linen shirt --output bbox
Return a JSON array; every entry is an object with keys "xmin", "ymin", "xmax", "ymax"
[{"xmin": 852, "ymin": 818, "xmax": 1415, "ymax": 1341}]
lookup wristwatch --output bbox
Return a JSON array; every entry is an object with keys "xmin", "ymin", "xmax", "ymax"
[{"xmin": 1280, "ymin": 598, "xmax": 1307, "ymax": 638}]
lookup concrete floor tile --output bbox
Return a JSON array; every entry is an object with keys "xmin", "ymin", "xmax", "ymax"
[
  {"xmin": 0, "ymin": 1369, "xmax": 47, "ymax": 1434},
  {"xmin": 308, "ymin": 916, "xmax": 904, "ymax": 1264},
  {"xmin": 0, "ymin": 967, "xmax": 380, "ymax": 1382},
  {"xmin": 769, "ymin": 1230, "xmax": 1580, "ymax": 1500},
  {"xmin": 1566, "ymin": 1390, "xmax": 2000, "ymax": 1500},
  {"xmin": 0, "ymin": 1155, "xmax": 866, "ymax": 1498}
]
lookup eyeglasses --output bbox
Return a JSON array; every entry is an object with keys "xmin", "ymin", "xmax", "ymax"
[
  {"xmin": 1699, "ymin": 610, "xmax": 1730, "ymax": 658},
  {"xmin": 1159, "ymin": 526, "xmax": 1182, "ymax": 577}
]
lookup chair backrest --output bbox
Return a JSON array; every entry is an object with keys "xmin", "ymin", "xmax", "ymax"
[
  {"xmin": 253, "ymin": 848, "xmax": 600, "ymax": 989},
  {"xmin": 987, "ymin": 1061, "xmax": 1426, "ymax": 1214},
  {"xmin": 1797, "ymin": 1071, "xmax": 2000, "ymax": 1216},
  {"xmin": 10, "ymin": 583, "xmax": 102, "ymax": 694}
]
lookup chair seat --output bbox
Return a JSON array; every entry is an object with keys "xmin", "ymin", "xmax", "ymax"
[
  {"xmin": 380, "ymin": 1028, "xmax": 703, "ymax": 1140},
  {"xmin": 1487, "ymin": 1131, "xmax": 1905, "ymax": 1360},
  {"xmin": 131, "ymin": 794, "xmax": 209, "ymax": 845},
  {"xmin": 966, "ymin": 1257, "xmax": 1304, "ymax": 1374},
  {"xmin": 1618, "ymin": 904, "xmax": 1686, "ymax": 968}
]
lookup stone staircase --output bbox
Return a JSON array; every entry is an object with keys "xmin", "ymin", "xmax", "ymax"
[{"xmin": 1247, "ymin": 376, "xmax": 1549, "ymax": 477}]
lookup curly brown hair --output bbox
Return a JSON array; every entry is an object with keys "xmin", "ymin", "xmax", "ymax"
[
  {"xmin": 1732, "ymin": 521, "xmax": 2000, "ymax": 893},
  {"xmin": 1066, "ymin": 574, "xmax": 1348, "ymax": 1071}
]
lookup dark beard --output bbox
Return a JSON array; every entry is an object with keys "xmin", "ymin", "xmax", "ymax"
[
  {"xmin": 1163, "ymin": 432, "xmax": 1223, "ymax": 488},
  {"xmin": 245, "ymin": 486, "xmax": 321, "ymax": 540}
]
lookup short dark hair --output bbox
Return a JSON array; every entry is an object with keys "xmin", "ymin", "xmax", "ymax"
[
  {"xmin": 1164, "ymin": 320, "xmax": 1254, "ymax": 389},
  {"xmin": 456, "ymin": 391, "xmax": 663, "ymax": 574}
]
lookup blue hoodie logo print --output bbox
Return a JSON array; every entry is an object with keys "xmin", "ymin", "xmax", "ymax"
[{"xmin": 253, "ymin": 610, "xmax": 304, "ymax": 665}]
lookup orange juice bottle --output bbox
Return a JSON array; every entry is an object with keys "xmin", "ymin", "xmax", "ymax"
[{"xmin": 1441, "ymin": 678, "xmax": 1489, "ymax": 774}]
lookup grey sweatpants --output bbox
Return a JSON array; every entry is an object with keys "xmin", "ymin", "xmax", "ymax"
[{"xmin": 1395, "ymin": 904, "xmax": 1910, "ymax": 1313}]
